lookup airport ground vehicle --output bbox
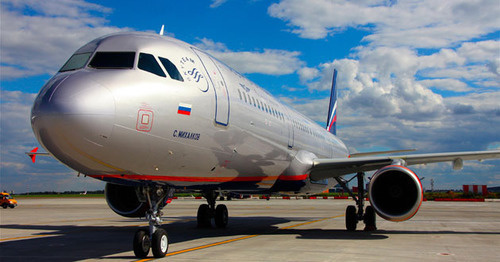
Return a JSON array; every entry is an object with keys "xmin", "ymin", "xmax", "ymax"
[{"xmin": 1, "ymin": 192, "xmax": 18, "ymax": 209}]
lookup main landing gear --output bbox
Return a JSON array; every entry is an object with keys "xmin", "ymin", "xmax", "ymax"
[
  {"xmin": 197, "ymin": 190, "xmax": 229, "ymax": 228},
  {"xmin": 133, "ymin": 186, "xmax": 174, "ymax": 258},
  {"xmin": 335, "ymin": 172, "xmax": 377, "ymax": 231}
]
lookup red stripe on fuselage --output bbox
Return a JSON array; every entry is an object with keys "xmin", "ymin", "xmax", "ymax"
[
  {"xmin": 277, "ymin": 174, "xmax": 308, "ymax": 181},
  {"xmin": 88, "ymin": 174, "xmax": 309, "ymax": 183}
]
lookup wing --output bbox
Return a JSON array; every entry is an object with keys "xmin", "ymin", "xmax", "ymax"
[{"xmin": 309, "ymin": 150, "xmax": 500, "ymax": 181}]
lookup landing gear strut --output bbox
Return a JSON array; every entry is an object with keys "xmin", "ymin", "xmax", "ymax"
[
  {"xmin": 197, "ymin": 190, "xmax": 228, "ymax": 228},
  {"xmin": 133, "ymin": 186, "xmax": 174, "ymax": 258},
  {"xmin": 335, "ymin": 172, "xmax": 376, "ymax": 231}
]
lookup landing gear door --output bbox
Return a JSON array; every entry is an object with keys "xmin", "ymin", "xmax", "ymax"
[{"xmin": 192, "ymin": 48, "xmax": 230, "ymax": 126}]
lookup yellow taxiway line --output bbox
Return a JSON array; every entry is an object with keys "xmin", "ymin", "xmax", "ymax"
[{"xmin": 136, "ymin": 214, "xmax": 344, "ymax": 261}]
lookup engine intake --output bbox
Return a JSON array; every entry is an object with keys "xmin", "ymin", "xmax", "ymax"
[
  {"xmin": 368, "ymin": 165, "xmax": 423, "ymax": 222},
  {"xmin": 105, "ymin": 183, "xmax": 149, "ymax": 217}
]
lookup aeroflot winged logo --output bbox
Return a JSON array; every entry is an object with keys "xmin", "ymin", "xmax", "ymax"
[{"xmin": 177, "ymin": 103, "xmax": 192, "ymax": 115}]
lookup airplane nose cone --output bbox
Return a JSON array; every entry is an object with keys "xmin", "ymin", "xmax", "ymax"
[
  {"xmin": 32, "ymin": 73, "xmax": 115, "ymax": 118},
  {"xmin": 31, "ymin": 73, "xmax": 116, "ymax": 174}
]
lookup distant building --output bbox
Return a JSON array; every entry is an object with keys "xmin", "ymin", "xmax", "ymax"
[
  {"xmin": 487, "ymin": 186, "xmax": 500, "ymax": 193},
  {"xmin": 463, "ymin": 185, "xmax": 488, "ymax": 196}
]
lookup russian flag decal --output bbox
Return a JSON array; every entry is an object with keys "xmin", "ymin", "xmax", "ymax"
[{"xmin": 178, "ymin": 103, "xmax": 192, "ymax": 115}]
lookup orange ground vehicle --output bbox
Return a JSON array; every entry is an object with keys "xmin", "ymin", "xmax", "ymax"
[{"xmin": 1, "ymin": 192, "xmax": 18, "ymax": 209}]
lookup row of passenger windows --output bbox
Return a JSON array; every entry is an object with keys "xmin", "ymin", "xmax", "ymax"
[
  {"xmin": 60, "ymin": 52, "xmax": 184, "ymax": 82},
  {"xmin": 292, "ymin": 118, "xmax": 328, "ymax": 140},
  {"xmin": 237, "ymin": 86, "xmax": 326, "ymax": 141},
  {"xmin": 237, "ymin": 89, "xmax": 285, "ymax": 121}
]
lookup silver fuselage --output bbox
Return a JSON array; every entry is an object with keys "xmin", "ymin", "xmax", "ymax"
[{"xmin": 31, "ymin": 32, "xmax": 349, "ymax": 194}]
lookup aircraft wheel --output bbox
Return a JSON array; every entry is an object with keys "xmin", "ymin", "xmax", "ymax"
[
  {"xmin": 133, "ymin": 229, "xmax": 150, "ymax": 258},
  {"xmin": 363, "ymin": 206, "xmax": 377, "ymax": 231},
  {"xmin": 197, "ymin": 204, "xmax": 211, "ymax": 227},
  {"xmin": 151, "ymin": 228, "xmax": 169, "ymax": 258},
  {"xmin": 215, "ymin": 204, "xmax": 228, "ymax": 228},
  {"xmin": 345, "ymin": 205, "xmax": 357, "ymax": 231}
]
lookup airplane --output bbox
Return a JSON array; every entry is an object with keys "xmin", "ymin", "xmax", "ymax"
[{"xmin": 28, "ymin": 30, "xmax": 500, "ymax": 258}]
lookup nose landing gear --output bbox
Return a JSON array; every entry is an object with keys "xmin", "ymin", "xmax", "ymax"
[{"xmin": 133, "ymin": 186, "xmax": 173, "ymax": 258}]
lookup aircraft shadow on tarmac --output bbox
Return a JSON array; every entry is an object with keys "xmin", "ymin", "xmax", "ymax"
[{"xmin": 2, "ymin": 216, "xmax": 498, "ymax": 261}]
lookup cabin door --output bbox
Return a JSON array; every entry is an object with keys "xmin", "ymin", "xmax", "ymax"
[
  {"xmin": 285, "ymin": 111, "xmax": 294, "ymax": 148},
  {"xmin": 192, "ymin": 48, "xmax": 230, "ymax": 126}
]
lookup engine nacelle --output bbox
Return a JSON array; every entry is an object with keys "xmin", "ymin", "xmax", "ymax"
[
  {"xmin": 105, "ymin": 183, "xmax": 149, "ymax": 217},
  {"xmin": 368, "ymin": 165, "xmax": 423, "ymax": 222}
]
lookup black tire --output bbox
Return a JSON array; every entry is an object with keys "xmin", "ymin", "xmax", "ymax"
[
  {"xmin": 133, "ymin": 229, "xmax": 150, "ymax": 258},
  {"xmin": 151, "ymin": 228, "xmax": 169, "ymax": 258},
  {"xmin": 215, "ymin": 204, "xmax": 228, "ymax": 228},
  {"xmin": 363, "ymin": 206, "xmax": 377, "ymax": 230},
  {"xmin": 2, "ymin": 204, "xmax": 7, "ymax": 209},
  {"xmin": 346, "ymin": 205, "xmax": 357, "ymax": 231},
  {"xmin": 197, "ymin": 204, "xmax": 211, "ymax": 228}
]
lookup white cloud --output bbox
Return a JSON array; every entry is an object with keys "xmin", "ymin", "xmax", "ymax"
[
  {"xmin": 419, "ymin": 79, "xmax": 471, "ymax": 92},
  {"xmin": 269, "ymin": 0, "xmax": 500, "ymax": 48},
  {"xmin": 444, "ymin": 91, "xmax": 500, "ymax": 115},
  {"xmin": 210, "ymin": 0, "xmax": 228, "ymax": 8},
  {"xmin": 457, "ymin": 40, "xmax": 500, "ymax": 63},
  {"xmin": 0, "ymin": 0, "xmax": 131, "ymax": 80},
  {"xmin": 297, "ymin": 67, "xmax": 320, "ymax": 83},
  {"xmin": 197, "ymin": 38, "xmax": 305, "ymax": 75}
]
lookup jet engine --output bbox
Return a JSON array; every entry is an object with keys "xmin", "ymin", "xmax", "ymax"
[
  {"xmin": 368, "ymin": 165, "xmax": 423, "ymax": 222},
  {"xmin": 105, "ymin": 183, "xmax": 149, "ymax": 217}
]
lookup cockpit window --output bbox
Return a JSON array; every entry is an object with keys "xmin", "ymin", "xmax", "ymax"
[
  {"xmin": 88, "ymin": 52, "xmax": 135, "ymax": 69},
  {"xmin": 159, "ymin": 57, "xmax": 184, "ymax": 82},
  {"xmin": 59, "ymin": 52, "xmax": 92, "ymax": 72},
  {"xmin": 138, "ymin": 53, "xmax": 166, "ymax": 77}
]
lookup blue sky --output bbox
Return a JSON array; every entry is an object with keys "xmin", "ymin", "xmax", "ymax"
[{"xmin": 1, "ymin": 0, "xmax": 499, "ymax": 193}]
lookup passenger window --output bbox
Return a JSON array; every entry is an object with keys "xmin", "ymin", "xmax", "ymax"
[
  {"xmin": 139, "ymin": 53, "xmax": 166, "ymax": 77},
  {"xmin": 237, "ymin": 89, "xmax": 242, "ymax": 100},
  {"xmin": 88, "ymin": 52, "xmax": 135, "ymax": 69},
  {"xmin": 159, "ymin": 57, "xmax": 184, "ymax": 81},
  {"xmin": 243, "ymin": 93, "xmax": 248, "ymax": 103},
  {"xmin": 60, "ymin": 52, "xmax": 92, "ymax": 72}
]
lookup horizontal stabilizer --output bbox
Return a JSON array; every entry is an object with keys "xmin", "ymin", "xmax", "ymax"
[{"xmin": 26, "ymin": 147, "xmax": 50, "ymax": 163}]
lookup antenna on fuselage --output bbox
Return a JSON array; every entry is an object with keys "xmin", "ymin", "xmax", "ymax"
[{"xmin": 159, "ymin": 25, "xmax": 165, "ymax": 36}]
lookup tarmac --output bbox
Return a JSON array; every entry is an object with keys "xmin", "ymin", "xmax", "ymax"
[{"xmin": 1, "ymin": 197, "xmax": 499, "ymax": 261}]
